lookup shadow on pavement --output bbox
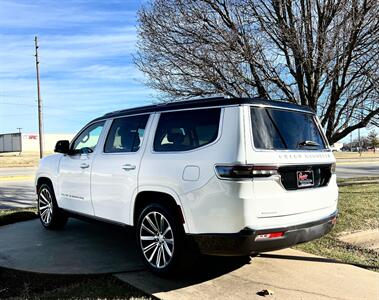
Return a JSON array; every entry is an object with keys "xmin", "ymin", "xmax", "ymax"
[
  {"xmin": 0, "ymin": 218, "xmax": 145, "ymax": 274},
  {"xmin": 0, "ymin": 183, "xmax": 36, "ymax": 209},
  {"xmin": 0, "ymin": 217, "xmax": 248, "ymax": 278}
]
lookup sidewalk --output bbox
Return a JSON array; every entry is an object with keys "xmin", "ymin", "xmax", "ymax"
[{"xmin": 116, "ymin": 249, "xmax": 379, "ymax": 300}]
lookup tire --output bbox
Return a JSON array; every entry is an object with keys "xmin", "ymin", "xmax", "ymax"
[
  {"xmin": 136, "ymin": 203, "xmax": 198, "ymax": 275},
  {"xmin": 37, "ymin": 183, "xmax": 68, "ymax": 229}
]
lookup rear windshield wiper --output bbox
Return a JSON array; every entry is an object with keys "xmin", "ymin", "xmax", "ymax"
[{"xmin": 298, "ymin": 140, "xmax": 320, "ymax": 148}]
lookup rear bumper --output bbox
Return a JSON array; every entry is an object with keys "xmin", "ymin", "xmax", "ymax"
[{"xmin": 189, "ymin": 210, "xmax": 338, "ymax": 256}]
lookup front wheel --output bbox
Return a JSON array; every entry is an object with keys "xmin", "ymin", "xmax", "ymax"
[
  {"xmin": 136, "ymin": 203, "xmax": 197, "ymax": 275},
  {"xmin": 37, "ymin": 183, "xmax": 68, "ymax": 229}
]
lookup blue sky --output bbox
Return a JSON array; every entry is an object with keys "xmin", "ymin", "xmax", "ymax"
[
  {"xmin": 0, "ymin": 0, "xmax": 153, "ymax": 134},
  {"xmin": 0, "ymin": 1, "xmax": 374, "ymax": 143}
]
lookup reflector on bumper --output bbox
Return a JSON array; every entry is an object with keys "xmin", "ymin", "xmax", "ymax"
[{"xmin": 255, "ymin": 232, "xmax": 285, "ymax": 241}]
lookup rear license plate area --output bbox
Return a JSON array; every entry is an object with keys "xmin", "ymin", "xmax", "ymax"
[{"xmin": 297, "ymin": 170, "xmax": 314, "ymax": 188}]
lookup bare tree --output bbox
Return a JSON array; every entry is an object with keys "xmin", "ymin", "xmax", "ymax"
[
  {"xmin": 367, "ymin": 129, "xmax": 379, "ymax": 150},
  {"xmin": 135, "ymin": 0, "xmax": 379, "ymax": 143}
]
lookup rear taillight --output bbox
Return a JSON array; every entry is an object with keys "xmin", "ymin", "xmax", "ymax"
[
  {"xmin": 331, "ymin": 163, "xmax": 336, "ymax": 174},
  {"xmin": 215, "ymin": 165, "xmax": 278, "ymax": 179}
]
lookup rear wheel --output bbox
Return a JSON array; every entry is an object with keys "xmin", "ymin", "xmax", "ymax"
[
  {"xmin": 136, "ymin": 203, "xmax": 197, "ymax": 275},
  {"xmin": 38, "ymin": 183, "xmax": 68, "ymax": 229}
]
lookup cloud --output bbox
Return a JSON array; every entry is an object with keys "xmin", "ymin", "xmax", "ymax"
[
  {"xmin": 0, "ymin": 0, "xmax": 137, "ymax": 30},
  {"xmin": 0, "ymin": 1, "xmax": 155, "ymax": 133}
]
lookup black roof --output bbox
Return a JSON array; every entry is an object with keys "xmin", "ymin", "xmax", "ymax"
[{"xmin": 93, "ymin": 97, "xmax": 314, "ymax": 122}]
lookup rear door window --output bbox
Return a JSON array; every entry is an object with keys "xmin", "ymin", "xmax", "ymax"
[
  {"xmin": 250, "ymin": 107, "xmax": 326, "ymax": 150},
  {"xmin": 154, "ymin": 108, "xmax": 221, "ymax": 152}
]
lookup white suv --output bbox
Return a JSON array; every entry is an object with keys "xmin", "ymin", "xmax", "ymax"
[{"xmin": 36, "ymin": 97, "xmax": 338, "ymax": 274}]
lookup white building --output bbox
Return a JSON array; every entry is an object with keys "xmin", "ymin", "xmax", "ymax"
[
  {"xmin": 22, "ymin": 133, "xmax": 75, "ymax": 152},
  {"xmin": 331, "ymin": 142, "xmax": 343, "ymax": 151}
]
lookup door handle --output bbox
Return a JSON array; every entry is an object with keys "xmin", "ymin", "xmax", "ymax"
[
  {"xmin": 80, "ymin": 163, "xmax": 90, "ymax": 169},
  {"xmin": 122, "ymin": 164, "xmax": 136, "ymax": 171}
]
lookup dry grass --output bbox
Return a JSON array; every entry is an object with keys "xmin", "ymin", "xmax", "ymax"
[
  {"xmin": 333, "ymin": 152, "xmax": 379, "ymax": 159},
  {"xmin": 0, "ymin": 152, "xmax": 53, "ymax": 168},
  {"xmin": 0, "ymin": 208, "xmax": 38, "ymax": 226},
  {"xmin": 296, "ymin": 183, "xmax": 379, "ymax": 269},
  {"xmin": 0, "ymin": 268, "xmax": 154, "ymax": 299}
]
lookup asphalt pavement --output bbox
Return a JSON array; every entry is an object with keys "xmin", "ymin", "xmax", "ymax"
[
  {"xmin": 0, "ymin": 218, "xmax": 143, "ymax": 274},
  {"xmin": 335, "ymin": 161, "xmax": 379, "ymax": 178},
  {"xmin": 0, "ymin": 167, "xmax": 36, "ymax": 209}
]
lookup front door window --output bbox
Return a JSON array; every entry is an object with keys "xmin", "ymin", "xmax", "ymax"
[{"xmin": 72, "ymin": 122, "xmax": 105, "ymax": 154}]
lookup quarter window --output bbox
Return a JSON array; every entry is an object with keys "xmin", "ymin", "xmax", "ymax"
[
  {"xmin": 104, "ymin": 115, "xmax": 149, "ymax": 153},
  {"xmin": 72, "ymin": 121, "xmax": 105, "ymax": 154},
  {"xmin": 154, "ymin": 108, "xmax": 221, "ymax": 152}
]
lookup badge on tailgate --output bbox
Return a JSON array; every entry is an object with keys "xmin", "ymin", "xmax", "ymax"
[{"xmin": 297, "ymin": 170, "xmax": 314, "ymax": 188}]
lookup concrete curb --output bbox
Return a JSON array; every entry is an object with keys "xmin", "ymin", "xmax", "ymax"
[{"xmin": 338, "ymin": 180, "xmax": 379, "ymax": 187}]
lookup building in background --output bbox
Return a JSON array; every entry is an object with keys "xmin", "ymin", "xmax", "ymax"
[
  {"xmin": 331, "ymin": 142, "xmax": 343, "ymax": 152},
  {"xmin": 0, "ymin": 133, "xmax": 75, "ymax": 153}
]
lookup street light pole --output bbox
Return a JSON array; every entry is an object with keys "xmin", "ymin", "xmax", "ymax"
[{"xmin": 35, "ymin": 36, "xmax": 44, "ymax": 159}]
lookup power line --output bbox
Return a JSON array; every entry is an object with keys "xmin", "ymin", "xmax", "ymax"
[{"xmin": 0, "ymin": 101, "xmax": 100, "ymax": 113}]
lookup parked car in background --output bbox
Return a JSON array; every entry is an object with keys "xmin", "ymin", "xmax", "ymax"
[{"xmin": 35, "ymin": 97, "xmax": 338, "ymax": 274}]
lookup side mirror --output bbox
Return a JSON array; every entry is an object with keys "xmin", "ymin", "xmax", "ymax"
[{"xmin": 54, "ymin": 140, "xmax": 70, "ymax": 154}]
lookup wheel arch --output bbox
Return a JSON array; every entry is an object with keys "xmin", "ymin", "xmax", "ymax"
[
  {"xmin": 36, "ymin": 176, "xmax": 59, "ymax": 204},
  {"xmin": 132, "ymin": 188, "xmax": 188, "ymax": 232},
  {"xmin": 36, "ymin": 176, "xmax": 53, "ymax": 191}
]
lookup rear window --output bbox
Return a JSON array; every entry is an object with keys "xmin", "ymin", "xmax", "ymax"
[
  {"xmin": 250, "ymin": 107, "xmax": 326, "ymax": 150},
  {"xmin": 154, "ymin": 108, "xmax": 221, "ymax": 152}
]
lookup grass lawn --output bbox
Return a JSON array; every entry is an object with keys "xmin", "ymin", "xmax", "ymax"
[
  {"xmin": 333, "ymin": 151, "xmax": 379, "ymax": 159},
  {"xmin": 0, "ymin": 268, "xmax": 154, "ymax": 299},
  {"xmin": 0, "ymin": 208, "xmax": 38, "ymax": 226},
  {"xmin": 337, "ymin": 177, "xmax": 379, "ymax": 184},
  {"xmin": 0, "ymin": 152, "xmax": 39, "ymax": 168},
  {"xmin": 295, "ymin": 183, "xmax": 379, "ymax": 270}
]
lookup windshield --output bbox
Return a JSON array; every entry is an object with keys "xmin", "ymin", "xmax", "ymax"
[{"xmin": 250, "ymin": 107, "xmax": 327, "ymax": 150}]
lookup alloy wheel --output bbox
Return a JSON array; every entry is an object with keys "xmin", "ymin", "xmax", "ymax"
[
  {"xmin": 38, "ymin": 188, "xmax": 53, "ymax": 225},
  {"xmin": 139, "ymin": 211, "xmax": 174, "ymax": 269}
]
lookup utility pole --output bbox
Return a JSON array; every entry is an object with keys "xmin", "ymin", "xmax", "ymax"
[
  {"xmin": 35, "ymin": 36, "xmax": 44, "ymax": 159},
  {"xmin": 16, "ymin": 128, "xmax": 22, "ymax": 156}
]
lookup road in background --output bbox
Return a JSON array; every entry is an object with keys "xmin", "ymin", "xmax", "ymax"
[
  {"xmin": 336, "ymin": 161, "xmax": 379, "ymax": 178},
  {"xmin": 0, "ymin": 167, "xmax": 36, "ymax": 209},
  {"xmin": 0, "ymin": 161, "xmax": 378, "ymax": 209},
  {"xmin": 0, "ymin": 167, "xmax": 36, "ymax": 178}
]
